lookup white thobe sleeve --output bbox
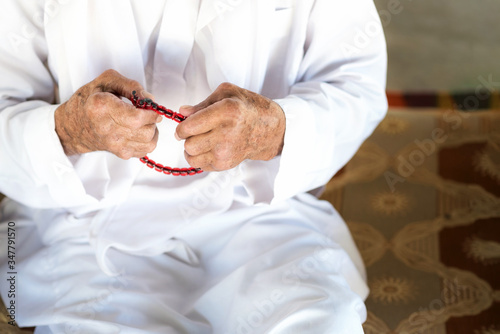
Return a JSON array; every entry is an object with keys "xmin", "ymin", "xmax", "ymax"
[
  {"xmin": 271, "ymin": 0, "xmax": 388, "ymax": 203},
  {"xmin": 0, "ymin": 1, "xmax": 94, "ymax": 208}
]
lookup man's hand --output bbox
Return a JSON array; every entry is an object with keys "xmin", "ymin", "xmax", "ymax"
[
  {"xmin": 55, "ymin": 69, "xmax": 162, "ymax": 159},
  {"xmin": 176, "ymin": 83, "xmax": 286, "ymax": 172}
]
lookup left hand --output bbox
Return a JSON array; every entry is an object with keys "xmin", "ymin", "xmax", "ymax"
[{"xmin": 175, "ymin": 82, "xmax": 286, "ymax": 172}]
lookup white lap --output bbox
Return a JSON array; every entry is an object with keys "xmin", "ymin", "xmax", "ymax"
[{"xmin": 1, "ymin": 194, "xmax": 367, "ymax": 334}]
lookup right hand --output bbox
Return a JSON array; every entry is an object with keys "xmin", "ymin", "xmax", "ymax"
[{"xmin": 55, "ymin": 69, "xmax": 162, "ymax": 159}]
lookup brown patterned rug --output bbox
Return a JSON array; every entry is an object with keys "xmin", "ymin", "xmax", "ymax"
[
  {"xmin": 321, "ymin": 106, "xmax": 500, "ymax": 334},
  {"xmin": 2, "ymin": 106, "xmax": 500, "ymax": 334}
]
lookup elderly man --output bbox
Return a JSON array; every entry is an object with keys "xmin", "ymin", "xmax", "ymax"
[{"xmin": 0, "ymin": 0, "xmax": 387, "ymax": 333}]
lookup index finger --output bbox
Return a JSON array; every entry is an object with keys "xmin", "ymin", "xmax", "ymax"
[
  {"xmin": 94, "ymin": 69, "xmax": 154, "ymax": 101},
  {"xmin": 178, "ymin": 82, "xmax": 238, "ymax": 118}
]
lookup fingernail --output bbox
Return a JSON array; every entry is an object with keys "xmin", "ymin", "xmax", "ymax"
[
  {"xmin": 156, "ymin": 115, "xmax": 163, "ymax": 123},
  {"xmin": 174, "ymin": 132, "xmax": 181, "ymax": 141}
]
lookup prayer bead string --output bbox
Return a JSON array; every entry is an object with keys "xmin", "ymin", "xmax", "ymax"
[{"xmin": 131, "ymin": 91, "xmax": 203, "ymax": 176}]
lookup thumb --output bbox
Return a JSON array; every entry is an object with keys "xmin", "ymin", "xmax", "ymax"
[{"xmin": 96, "ymin": 69, "xmax": 155, "ymax": 101}]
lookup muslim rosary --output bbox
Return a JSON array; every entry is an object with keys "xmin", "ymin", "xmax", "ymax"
[{"xmin": 130, "ymin": 91, "xmax": 203, "ymax": 176}]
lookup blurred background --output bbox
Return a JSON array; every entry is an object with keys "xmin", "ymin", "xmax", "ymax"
[
  {"xmin": 320, "ymin": 1, "xmax": 500, "ymax": 333},
  {"xmin": 376, "ymin": 0, "xmax": 500, "ymax": 92}
]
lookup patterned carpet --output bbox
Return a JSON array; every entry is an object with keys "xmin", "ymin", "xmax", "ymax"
[
  {"xmin": 321, "ymin": 95, "xmax": 500, "ymax": 334},
  {"xmin": 2, "ymin": 95, "xmax": 500, "ymax": 334}
]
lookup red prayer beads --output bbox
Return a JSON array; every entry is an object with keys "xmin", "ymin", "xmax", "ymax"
[{"xmin": 130, "ymin": 91, "xmax": 203, "ymax": 176}]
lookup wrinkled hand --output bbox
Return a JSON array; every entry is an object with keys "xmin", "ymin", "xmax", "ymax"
[
  {"xmin": 176, "ymin": 83, "xmax": 286, "ymax": 172},
  {"xmin": 55, "ymin": 69, "xmax": 162, "ymax": 159}
]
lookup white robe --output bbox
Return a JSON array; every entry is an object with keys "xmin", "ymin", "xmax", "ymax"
[{"xmin": 0, "ymin": 0, "xmax": 387, "ymax": 333}]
